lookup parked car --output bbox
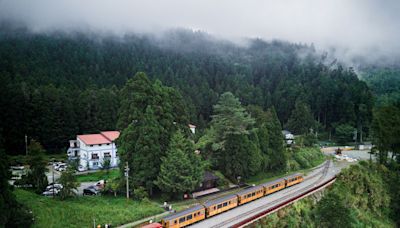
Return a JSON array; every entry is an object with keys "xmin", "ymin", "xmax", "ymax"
[
  {"xmin": 46, "ymin": 183, "xmax": 63, "ymax": 191},
  {"xmin": 83, "ymin": 185, "xmax": 101, "ymax": 195},
  {"xmin": 95, "ymin": 180, "xmax": 105, "ymax": 189},
  {"xmin": 77, "ymin": 165, "xmax": 86, "ymax": 172},
  {"xmin": 42, "ymin": 188, "xmax": 59, "ymax": 197},
  {"xmin": 57, "ymin": 165, "xmax": 67, "ymax": 172}
]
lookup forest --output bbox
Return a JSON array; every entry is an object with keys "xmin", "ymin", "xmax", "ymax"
[{"xmin": 0, "ymin": 25, "xmax": 373, "ymax": 155}]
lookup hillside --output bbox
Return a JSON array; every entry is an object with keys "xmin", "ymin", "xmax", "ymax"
[{"xmin": 0, "ymin": 26, "xmax": 372, "ymax": 154}]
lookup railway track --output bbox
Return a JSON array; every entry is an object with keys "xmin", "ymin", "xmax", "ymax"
[{"xmin": 206, "ymin": 160, "xmax": 332, "ymax": 228}]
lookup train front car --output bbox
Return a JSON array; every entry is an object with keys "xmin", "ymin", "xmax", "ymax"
[
  {"xmin": 261, "ymin": 178, "xmax": 286, "ymax": 196},
  {"xmin": 161, "ymin": 205, "xmax": 206, "ymax": 228},
  {"xmin": 203, "ymin": 194, "xmax": 238, "ymax": 217},
  {"xmin": 235, "ymin": 185, "xmax": 264, "ymax": 205},
  {"xmin": 284, "ymin": 173, "xmax": 304, "ymax": 187}
]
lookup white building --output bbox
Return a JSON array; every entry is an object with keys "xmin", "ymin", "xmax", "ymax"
[{"xmin": 67, "ymin": 131, "xmax": 120, "ymax": 170}]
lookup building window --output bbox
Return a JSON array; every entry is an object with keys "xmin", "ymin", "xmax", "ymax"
[
  {"xmin": 90, "ymin": 145, "xmax": 93, "ymax": 147},
  {"xmin": 107, "ymin": 143, "xmax": 110, "ymax": 145},
  {"xmin": 104, "ymin": 152, "xmax": 111, "ymax": 158},
  {"xmin": 93, "ymin": 162, "xmax": 99, "ymax": 166},
  {"xmin": 115, "ymin": 152, "xmax": 119, "ymax": 157},
  {"xmin": 99, "ymin": 144, "xmax": 102, "ymax": 146},
  {"xmin": 92, "ymin": 154, "xmax": 99, "ymax": 160}
]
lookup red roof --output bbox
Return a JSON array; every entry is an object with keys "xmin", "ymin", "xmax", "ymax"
[
  {"xmin": 101, "ymin": 131, "xmax": 120, "ymax": 141},
  {"xmin": 77, "ymin": 131, "xmax": 120, "ymax": 145}
]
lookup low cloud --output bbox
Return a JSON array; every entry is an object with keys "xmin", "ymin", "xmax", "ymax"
[{"xmin": 1, "ymin": 0, "xmax": 399, "ymax": 66}]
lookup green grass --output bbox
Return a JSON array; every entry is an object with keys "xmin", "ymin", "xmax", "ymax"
[
  {"xmin": 76, "ymin": 169, "xmax": 120, "ymax": 182},
  {"xmin": 15, "ymin": 189, "xmax": 164, "ymax": 228}
]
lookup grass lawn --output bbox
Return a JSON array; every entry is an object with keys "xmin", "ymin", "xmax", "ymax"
[
  {"xmin": 76, "ymin": 169, "xmax": 120, "ymax": 182},
  {"xmin": 15, "ymin": 189, "xmax": 164, "ymax": 228}
]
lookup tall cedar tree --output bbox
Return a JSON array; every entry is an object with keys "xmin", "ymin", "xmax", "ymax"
[
  {"xmin": 117, "ymin": 72, "xmax": 189, "ymax": 195},
  {"xmin": 27, "ymin": 140, "xmax": 48, "ymax": 194},
  {"xmin": 156, "ymin": 131, "xmax": 203, "ymax": 198},
  {"xmin": 265, "ymin": 107, "xmax": 286, "ymax": 171},
  {"xmin": 286, "ymin": 100, "xmax": 315, "ymax": 135},
  {"xmin": 210, "ymin": 92, "xmax": 258, "ymax": 179}
]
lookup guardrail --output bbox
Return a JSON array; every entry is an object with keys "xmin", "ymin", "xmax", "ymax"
[{"xmin": 231, "ymin": 176, "xmax": 337, "ymax": 228}]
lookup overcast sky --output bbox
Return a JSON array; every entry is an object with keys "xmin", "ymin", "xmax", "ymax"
[{"xmin": 1, "ymin": 0, "xmax": 399, "ymax": 62}]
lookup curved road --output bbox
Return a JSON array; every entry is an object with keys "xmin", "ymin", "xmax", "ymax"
[{"xmin": 189, "ymin": 160, "xmax": 339, "ymax": 228}]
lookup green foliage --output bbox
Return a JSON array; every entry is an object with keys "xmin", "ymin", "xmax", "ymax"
[
  {"xmin": 0, "ymin": 148, "xmax": 33, "ymax": 227},
  {"xmin": 0, "ymin": 29, "xmax": 372, "ymax": 156},
  {"xmin": 26, "ymin": 140, "xmax": 48, "ymax": 194},
  {"xmin": 133, "ymin": 186, "xmax": 149, "ymax": 201},
  {"xmin": 156, "ymin": 131, "xmax": 204, "ymax": 198},
  {"xmin": 286, "ymin": 100, "xmax": 315, "ymax": 135},
  {"xmin": 335, "ymin": 123, "xmax": 356, "ymax": 144},
  {"xmin": 117, "ymin": 72, "xmax": 189, "ymax": 195},
  {"xmin": 315, "ymin": 191, "xmax": 355, "ymax": 228},
  {"xmin": 76, "ymin": 169, "xmax": 119, "ymax": 182},
  {"xmin": 58, "ymin": 167, "xmax": 79, "ymax": 200},
  {"xmin": 288, "ymin": 147, "xmax": 325, "ymax": 171},
  {"xmin": 371, "ymin": 106, "xmax": 400, "ymax": 164},
  {"xmin": 14, "ymin": 189, "xmax": 163, "ymax": 228},
  {"xmin": 265, "ymin": 107, "xmax": 286, "ymax": 171}
]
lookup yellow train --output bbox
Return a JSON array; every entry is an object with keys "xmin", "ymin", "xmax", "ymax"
[{"xmin": 161, "ymin": 173, "xmax": 304, "ymax": 228}]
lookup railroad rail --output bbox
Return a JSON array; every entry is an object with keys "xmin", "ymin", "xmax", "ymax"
[{"xmin": 205, "ymin": 160, "xmax": 334, "ymax": 228}]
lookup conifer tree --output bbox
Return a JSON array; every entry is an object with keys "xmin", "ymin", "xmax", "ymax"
[
  {"xmin": 26, "ymin": 140, "xmax": 48, "ymax": 194},
  {"xmin": 265, "ymin": 107, "xmax": 286, "ymax": 171},
  {"xmin": 156, "ymin": 131, "xmax": 203, "ymax": 198},
  {"xmin": 286, "ymin": 100, "xmax": 315, "ymax": 135}
]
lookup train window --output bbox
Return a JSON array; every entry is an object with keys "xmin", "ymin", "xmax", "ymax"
[
  {"xmin": 187, "ymin": 215, "xmax": 192, "ymax": 220},
  {"xmin": 214, "ymin": 206, "xmax": 216, "ymax": 210},
  {"xmin": 194, "ymin": 212, "xmax": 197, "ymax": 217},
  {"xmin": 217, "ymin": 204, "xmax": 222, "ymax": 209},
  {"xmin": 252, "ymin": 192, "xmax": 255, "ymax": 196},
  {"xmin": 198, "ymin": 211, "xmax": 201, "ymax": 215},
  {"xmin": 223, "ymin": 202, "xmax": 228, "ymax": 207},
  {"xmin": 179, "ymin": 217, "xmax": 185, "ymax": 223},
  {"xmin": 228, "ymin": 201, "xmax": 231, "ymax": 205},
  {"xmin": 174, "ymin": 220, "xmax": 177, "ymax": 224}
]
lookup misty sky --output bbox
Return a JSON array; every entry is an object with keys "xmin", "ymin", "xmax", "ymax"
[{"xmin": 1, "ymin": 0, "xmax": 399, "ymax": 62}]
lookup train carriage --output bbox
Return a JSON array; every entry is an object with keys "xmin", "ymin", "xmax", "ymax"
[
  {"xmin": 235, "ymin": 185, "xmax": 264, "ymax": 205},
  {"xmin": 284, "ymin": 173, "xmax": 304, "ymax": 187},
  {"xmin": 262, "ymin": 178, "xmax": 286, "ymax": 195},
  {"xmin": 161, "ymin": 205, "xmax": 205, "ymax": 228},
  {"xmin": 203, "ymin": 194, "xmax": 238, "ymax": 217}
]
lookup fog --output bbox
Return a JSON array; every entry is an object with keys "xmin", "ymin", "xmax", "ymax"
[{"xmin": 0, "ymin": 0, "xmax": 399, "ymax": 65}]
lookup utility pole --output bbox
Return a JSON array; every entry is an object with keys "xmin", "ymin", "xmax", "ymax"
[
  {"xmin": 52, "ymin": 158, "xmax": 55, "ymax": 198},
  {"xmin": 25, "ymin": 134, "xmax": 28, "ymax": 156},
  {"xmin": 125, "ymin": 161, "xmax": 129, "ymax": 200}
]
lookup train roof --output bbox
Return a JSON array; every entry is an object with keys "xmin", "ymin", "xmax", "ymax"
[
  {"xmin": 261, "ymin": 178, "xmax": 286, "ymax": 187},
  {"xmin": 236, "ymin": 185, "xmax": 264, "ymax": 196},
  {"xmin": 163, "ymin": 204, "xmax": 205, "ymax": 221},
  {"xmin": 203, "ymin": 194, "xmax": 237, "ymax": 207},
  {"xmin": 284, "ymin": 173, "xmax": 303, "ymax": 179}
]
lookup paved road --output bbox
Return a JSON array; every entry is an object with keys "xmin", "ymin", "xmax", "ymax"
[{"xmin": 189, "ymin": 160, "xmax": 340, "ymax": 228}]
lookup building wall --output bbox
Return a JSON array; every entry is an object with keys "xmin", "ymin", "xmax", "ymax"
[{"xmin": 78, "ymin": 138, "xmax": 119, "ymax": 170}]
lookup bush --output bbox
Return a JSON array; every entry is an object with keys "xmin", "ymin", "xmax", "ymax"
[{"xmin": 133, "ymin": 187, "xmax": 149, "ymax": 201}]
